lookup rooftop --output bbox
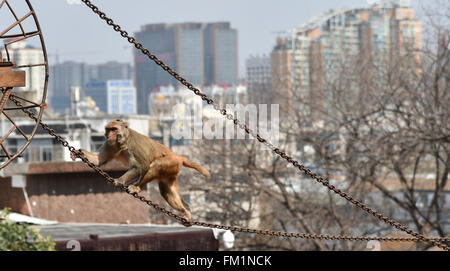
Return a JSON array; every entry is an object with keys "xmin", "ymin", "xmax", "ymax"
[
  {"xmin": 35, "ymin": 223, "xmax": 213, "ymax": 241},
  {"xmin": 1, "ymin": 161, "xmax": 127, "ymax": 177},
  {"xmin": 35, "ymin": 223, "xmax": 219, "ymax": 251}
]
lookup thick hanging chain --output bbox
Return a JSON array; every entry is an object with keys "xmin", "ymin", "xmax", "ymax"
[
  {"xmin": 8, "ymin": 93, "xmax": 449, "ymax": 249},
  {"xmin": 10, "ymin": 95, "xmax": 445, "ymax": 244},
  {"xmin": 78, "ymin": 0, "xmax": 450, "ymax": 250},
  {"xmin": 5, "ymin": 0, "xmax": 442, "ymax": 249}
]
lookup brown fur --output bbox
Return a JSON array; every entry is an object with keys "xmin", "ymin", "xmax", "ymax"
[{"xmin": 71, "ymin": 119, "xmax": 210, "ymax": 222}]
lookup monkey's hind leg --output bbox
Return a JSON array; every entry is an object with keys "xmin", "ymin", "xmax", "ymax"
[
  {"xmin": 158, "ymin": 178, "xmax": 191, "ymax": 223},
  {"xmin": 134, "ymin": 163, "xmax": 160, "ymax": 192}
]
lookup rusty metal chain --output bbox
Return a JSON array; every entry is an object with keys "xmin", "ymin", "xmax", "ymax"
[{"xmin": 78, "ymin": 0, "xmax": 450, "ymax": 250}]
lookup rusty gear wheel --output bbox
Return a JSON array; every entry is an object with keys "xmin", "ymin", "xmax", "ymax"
[{"xmin": 0, "ymin": 0, "xmax": 48, "ymax": 169}]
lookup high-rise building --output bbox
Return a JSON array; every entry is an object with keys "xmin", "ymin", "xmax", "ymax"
[
  {"xmin": 203, "ymin": 22, "xmax": 238, "ymax": 86},
  {"xmin": 88, "ymin": 61, "xmax": 133, "ymax": 82},
  {"xmin": 271, "ymin": 0, "xmax": 421, "ymax": 121},
  {"xmin": 84, "ymin": 80, "xmax": 137, "ymax": 115},
  {"xmin": 134, "ymin": 22, "xmax": 238, "ymax": 114},
  {"xmin": 246, "ymin": 55, "xmax": 272, "ymax": 105},
  {"xmin": 49, "ymin": 61, "xmax": 133, "ymax": 114},
  {"xmin": 49, "ymin": 61, "xmax": 89, "ymax": 114},
  {"xmin": 271, "ymin": 38, "xmax": 293, "ymax": 117}
]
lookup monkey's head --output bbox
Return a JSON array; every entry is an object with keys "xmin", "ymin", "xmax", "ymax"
[{"xmin": 105, "ymin": 119, "xmax": 129, "ymax": 145}]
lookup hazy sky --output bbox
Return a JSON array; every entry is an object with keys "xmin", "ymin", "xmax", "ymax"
[{"xmin": 27, "ymin": 0, "xmax": 424, "ymax": 75}]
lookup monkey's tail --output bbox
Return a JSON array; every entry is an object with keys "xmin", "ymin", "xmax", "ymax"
[{"xmin": 182, "ymin": 157, "xmax": 211, "ymax": 179}]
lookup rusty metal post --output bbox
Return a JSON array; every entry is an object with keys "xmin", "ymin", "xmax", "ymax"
[
  {"xmin": 0, "ymin": 52, "xmax": 26, "ymax": 114},
  {"xmin": 0, "ymin": 54, "xmax": 26, "ymax": 87}
]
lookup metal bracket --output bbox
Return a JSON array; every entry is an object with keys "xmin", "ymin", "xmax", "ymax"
[{"xmin": 0, "ymin": 65, "xmax": 26, "ymax": 87}]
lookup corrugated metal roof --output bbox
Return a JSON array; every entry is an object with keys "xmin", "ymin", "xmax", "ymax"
[
  {"xmin": 33, "ymin": 223, "xmax": 219, "ymax": 251},
  {"xmin": 35, "ymin": 223, "xmax": 212, "ymax": 241}
]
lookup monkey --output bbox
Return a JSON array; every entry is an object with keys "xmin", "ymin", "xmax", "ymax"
[{"xmin": 71, "ymin": 119, "xmax": 210, "ymax": 222}]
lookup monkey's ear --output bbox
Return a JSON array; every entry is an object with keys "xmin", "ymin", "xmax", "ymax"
[{"xmin": 122, "ymin": 122, "xmax": 129, "ymax": 129}]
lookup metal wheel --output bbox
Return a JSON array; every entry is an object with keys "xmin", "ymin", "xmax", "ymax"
[{"xmin": 0, "ymin": 0, "xmax": 48, "ymax": 169}]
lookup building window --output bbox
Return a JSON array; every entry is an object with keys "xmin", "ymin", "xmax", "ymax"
[
  {"xmin": 40, "ymin": 146, "xmax": 53, "ymax": 162},
  {"xmin": 19, "ymin": 149, "xmax": 30, "ymax": 162}
]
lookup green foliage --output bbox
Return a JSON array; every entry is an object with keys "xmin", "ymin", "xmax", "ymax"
[{"xmin": 0, "ymin": 208, "xmax": 55, "ymax": 251}]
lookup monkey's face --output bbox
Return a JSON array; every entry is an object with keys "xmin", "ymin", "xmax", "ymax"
[
  {"xmin": 105, "ymin": 125, "xmax": 119, "ymax": 143},
  {"xmin": 105, "ymin": 120, "xmax": 129, "ymax": 145}
]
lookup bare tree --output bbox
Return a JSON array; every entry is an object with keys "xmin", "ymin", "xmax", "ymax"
[{"xmin": 165, "ymin": 2, "xmax": 449, "ymax": 251}]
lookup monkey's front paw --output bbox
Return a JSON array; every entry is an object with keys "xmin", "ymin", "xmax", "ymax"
[
  {"xmin": 113, "ymin": 179, "xmax": 123, "ymax": 187},
  {"xmin": 70, "ymin": 152, "xmax": 77, "ymax": 161},
  {"xmin": 128, "ymin": 185, "xmax": 142, "ymax": 194},
  {"xmin": 182, "ymin": 218, "xmax": 193, "ymax": 227},
  {"xmin": 70, "ymin": 149, "xmax": 81, "ymax": 161},
  {"xmin": 181, "ymin": 212, "xmax": 192, "ymax": 227}
]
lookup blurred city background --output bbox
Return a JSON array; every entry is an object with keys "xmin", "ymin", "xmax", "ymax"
[{"xmin": 0, "ymin": 0, "xmax": 449, "ymax": 251}]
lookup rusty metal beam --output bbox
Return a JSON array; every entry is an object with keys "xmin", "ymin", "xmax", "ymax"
[
  {"xmin": 0, "ymin": 51, "xmax": 25, "ymax": 88},
  {"xmin": 0, "ymin": 68, "xmax": 26, "ymax": 87}
]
